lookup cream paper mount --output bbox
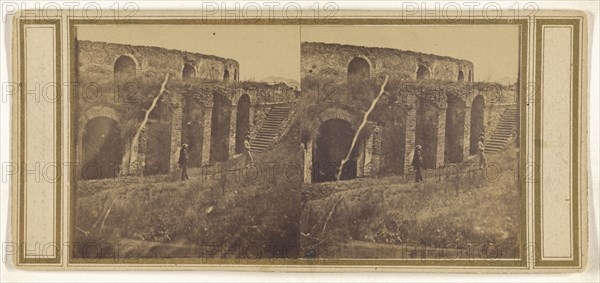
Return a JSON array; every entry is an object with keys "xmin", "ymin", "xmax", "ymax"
[{"xmin": 9, "ymin": 9, "xmax": 589, "ymax": 271}]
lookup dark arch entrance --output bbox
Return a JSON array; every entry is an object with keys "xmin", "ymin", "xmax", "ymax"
[
  {"xmin": 114, "ymin": 55, "xmax": 136, "ymax": 81},
  {"xmin": 415, "ymin": 95, "xmax": 439, "ymax": 169},
  {"xmin": 223, "ymin": 69, "xmax": 230, "ymax": 82},
  {"xmin": 210, "ymin": 94, "xmax": 232, "ymax": 162},
  {"xmin": 458, "ymin": 70, "xmax": 464, "ymax": 82},
  {"xmin": 445, "ymin": 93, "xmax": 466, "ymax": 163},
  {"xmin": 181, "ymin": 97, "xmax": 204, "ymax": 167},
  {"xmin": 82, "ymin": 117, "xmax": 123, "ymax": 180},
  {"xmin": 347, "ymin": 57, "xmax": 370, "ymax": 82},
  {"xmin": 313, "ymin": 119, "xmax": 358, "ymax": 183},
  {"xmin": 470, "ymin": 95, "xmax": 485, "ymax": 155},
  {"xmin": 235, "ymin": 94, "xmax": 250, "ymax": 154},
  {"xmin": 381, "ymin": 108, "xmax": 407, "ymax": 175},
  {"xmin": 182, "ymin": 64, "xmax": 195, "ymax": 79},
  {"xmin": 417, "ymin": 65, "xmax": 430, "ymax": 80}
]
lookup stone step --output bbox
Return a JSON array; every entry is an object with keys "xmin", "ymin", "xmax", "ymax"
[
  {"xmin": 496, "ymin": 125, "xmax": 515, "ymax": 130},
  {"xmin": 253, "ymin": 136, "xmax": 273, "ymax": 141},
  {"xmin": 493, "ymin": 134, "xmax": 512, "ymax": 138},
  {"xmin": 251, "ymin": 141, "xmax": 271, "ymax": 147},
  {"xmin": 250, "ymin": 106, "xmax": 292, "ymax": 153},
  {"xmin": 486, "ymin": 141, "xmax": 507, "ymax": 147},
  {"xmin": 254, "ymin": 136, "xmax": 275, "ymax": 142},
  {"xmin": 269, "ymin": 112, "xmax": 290, "ymax": 116},
  {"xmin": 485, "ymin": 145, "xmax": 503, "ymax": 150},
  {"xmin": 261, "ymin": 126, "xmax": 282, "ymax": 131},
  {"xmin": 264, "ymin": 121, "xmax": 286, "ymax": 125},
  {"xmin": 262, "ymin": 121, "xmax": 284, "ymax": 126},
  {"xmin": 259, "ymin": 130, "xmax": 279, "ymax": 136},
  {"xmin": 257, "ymin": 130, "xmax": 278, "ymax": 136},
  {"xmin": 262, "ymin": 121, "xmax": 285, "ymax": 125}
]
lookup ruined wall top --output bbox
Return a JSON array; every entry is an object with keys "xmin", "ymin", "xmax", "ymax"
[
  {"xmin": 301, "ymin": 42, "xmax": 474, "ymax": 83},
  {"xmin": 77, "ymin": 40, "xmax": 240, "ymax": 83}
]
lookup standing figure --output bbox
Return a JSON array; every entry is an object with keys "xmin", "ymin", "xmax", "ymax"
[
  {"xmin": 178, "ymin": 143, "xmax": 189, "ymax": 180},
  {"xmin": 244, "ymin": 135, "xmax": 254, "ymax": 168},
  {"xmin": 478, "ymin": 136, "xmax": 487, "ymax": 170},
  {"xmin": 412, "ymin": 145, "xmax": 424, "ymax": 182}
]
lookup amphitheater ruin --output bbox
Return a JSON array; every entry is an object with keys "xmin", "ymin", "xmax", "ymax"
[
  {"xmin": 300, "ymin": 42, "xmax": 519, "ymax": 183},
  {"xmin": 75, "ymin": 40, "xmax": 297, "ymax": 179},
  {"xmin": 75, "ymin": 40, "xmax": 519, "ymax": 184}
]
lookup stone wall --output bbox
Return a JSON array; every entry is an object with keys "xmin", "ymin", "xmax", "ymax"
[
  {"xmin": 302, "ymin": 42, "xmax": 474, "ymax": 83},
  {"xmin": 77, "ymin": 40, "xmax": 239, "ymax": 82}
]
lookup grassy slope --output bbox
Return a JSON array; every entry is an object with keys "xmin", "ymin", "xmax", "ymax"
[
  {"xmin": 302, "ymin": 147, "xmax": 521, "ymax": 259},
  {"xmin": 74, "ymin": 129, "xmax": 303, "ymax": 259}
]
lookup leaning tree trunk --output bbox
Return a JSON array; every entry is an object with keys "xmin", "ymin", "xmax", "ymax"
[{"xmin": 119, "ymin": 74, "xmax": 170, "ymax": 176}]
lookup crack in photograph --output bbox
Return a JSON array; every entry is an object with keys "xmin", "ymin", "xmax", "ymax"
[{"xmin": 71, "ymin": 23, "xmax": 523, "ymax": 262}]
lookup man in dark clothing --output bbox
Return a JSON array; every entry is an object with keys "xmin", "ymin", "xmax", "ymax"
[
  {"xmin": 178, "ymin": 143, "xmax": 189, "ymax": 181},
  {"xmin": 412, "ymin": 144, "xmax": 424, "ymax": 182}
]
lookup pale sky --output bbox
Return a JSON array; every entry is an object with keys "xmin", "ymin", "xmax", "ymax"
[{"xmin": 77, "ymin": 24, "xmax": 519, "ymax": 84}]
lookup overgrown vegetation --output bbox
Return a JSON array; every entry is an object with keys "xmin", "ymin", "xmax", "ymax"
[
  {"xmin": 302, "ymin": 147, "xmax": 522, "ymax": 259},
  {"xmin": 74, "ymin": 129, "xmax": 304, "ymax": 259}
]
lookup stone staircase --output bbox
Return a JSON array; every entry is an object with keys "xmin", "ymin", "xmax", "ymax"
[
  {"xmin": 485, "ymin": 106, "xmax": 518, "ymax": 153},
  {"xmin": 250, "ymin": 106, "xmax": 292, "ymax": 152}
]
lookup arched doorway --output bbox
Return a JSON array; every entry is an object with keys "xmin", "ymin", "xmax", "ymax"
[
  {"xmin": 381, "ymin": 108, "xmax": 407, "ymax": 175},
  {"xmin": 182, "ymin": 64, "xmax": 196, "ymax": 79},
  {"xmin": 444, "ymin": 93, "xmax": 466, "ymax": 163},
  {"xmin": 347, "ymin": 57, "xmax": 370, "ymax": 82},
  {"xmin": 210, "ymin": 94, "xmax": 232, "ymax": 162},
  {"xmin": 223, "ymin": 69, "xmax": 230, "ymax": 82},
  {"xmin": 181, "ymin": 97, "xmax": 204, "ymax": 167},
  {"xmin": 114, "ymin": 55, "xmax": 136, "ymax": 81},
  {"xmin": 235, "ymin": 94, "xmax": 250, "ymax": 154},
  {"xmin": 415, "ymin": 95, "xmax": 439, "ymax": 169},
  {"xmin": 458, "ymin": 70, "xmax": 464, "ymax": 82},
  {"xmin": 313, "ymin": 119, "xmax": 358, "ymax": 183},
  {"xmin": 470, "ymin": 95, "xmax": 485, "ymax": 155},
  {"xmin": 417, "ymin": 65, "xmax": 430, "ymax": 80},
  {"xmin": 82, "ymin": 117, "xmax": 123, "ymax": 180}
]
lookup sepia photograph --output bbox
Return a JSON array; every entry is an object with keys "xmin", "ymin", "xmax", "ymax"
[
  {"xmin": 4, "ymin": 4, "xmax": 594, "ymax": 278},
  {"xmin": 71, "ymin": 23, "xmax": 523, "ymax": 261}
]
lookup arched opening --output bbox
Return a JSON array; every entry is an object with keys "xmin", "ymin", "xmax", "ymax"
[
  {"xmin": 444, "ymin": 93, "xmax": 466, "ymax": 163},
  {"xmin": 144, "ymin": 98, "xmax": 173, "ymax": 175},
  {"xmin": 347, "ymin": 57, "xmax": 370, "ymax": 82},
  {"xmin": 381, "ymin": 108, "xmax": 407, "ymax": 175},
  {"xmin": 234, "ymin": 69, "xmax": 238, "ymax": 81},
  {"xmin": 468, "ymin": 69, "xmax": 473, "ymax": 82},
  {"xmin": 416, "ymin": 65, "xmax": 430, "ymax": 80},
  {"xmin": 223, "ymin": 69, "xmax": 230, "ymax": 82},
  {"xmin": 210, "ymin": 94, "xmax": 231, "ymax": 162},
  {"xmin": 313, "ymin": 119, "xmax": 358, "ymax": 183},
  {"xmin": 469, "ymin": 95, "xmax": 485, "ymax": 155},
  {"xmin": 181, "ymin": 97, "xmax": 204, "ymax": 167},
  {"xmin": 182, "ymin": 64, "xmax": 196, "ymax": 79},
  {"xmin": 415, "ymin": 95, "xmax": 439, "ymax": 169},
  {"xmin": 458, "ymin": 70, "xmax": 464, "ymax": 82},
  {"xmin": 114, "ymin": 55, "xmax": 136, "ymax": 81},
  {"xmin": 82, "ymin": 117, "xmax": 123, "ymax": 180},
  {"xmin": 235, "ymin": 94, "xmax": 251, "ymax": 154}
]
